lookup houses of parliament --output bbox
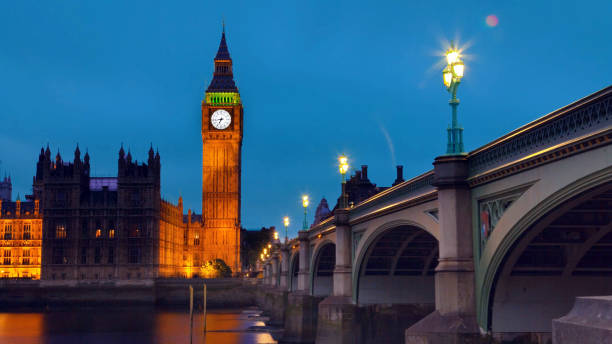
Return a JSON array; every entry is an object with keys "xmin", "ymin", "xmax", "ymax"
[{"xmin": 0, "ymin": 29, "xmax": 243, "ymax": 280}]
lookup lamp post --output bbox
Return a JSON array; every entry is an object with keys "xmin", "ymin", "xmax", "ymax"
[
  {"xmin": 442, "ymin": 42, "xmax": 466, "ymax": 155},
  {"xmin": 302, "ymin": 195, "xmax": 309, "ymax": 230},
  {"xmin": 283, "ymin": 216, "xmax": 290, "ymax": 243},
  {"xmin": 339, "ymin": 155, "xmax": 349, "ymax": 208}
]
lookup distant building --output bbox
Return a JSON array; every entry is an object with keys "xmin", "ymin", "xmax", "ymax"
[
  {"xmin": 313, "ymin": 198, "xmax": 332, "ymax": 226},
  {"xmin": 334, "ymin": 165, "xmax": 388, "ymax": 210},
  {"xmin": 0, "ymin": 176, "xmax": 11, "ymax": 201},
  {"xmin": 0, "ymin": 198, "xmax": 42, "ymax": 279}
]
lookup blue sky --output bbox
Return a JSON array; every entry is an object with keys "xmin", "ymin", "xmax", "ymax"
[{"xmin": 1, "ymin": 1, "xmax": 610, "ymax": 238}]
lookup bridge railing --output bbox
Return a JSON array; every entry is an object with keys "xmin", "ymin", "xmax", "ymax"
[{"xmin": 467, "ymin": 85, "xmax": 612, "ymax": 177}]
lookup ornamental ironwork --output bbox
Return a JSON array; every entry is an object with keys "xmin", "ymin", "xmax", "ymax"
[{"xmin": 469, "ymin": 90, "xmax": 611, "ymax": 176}]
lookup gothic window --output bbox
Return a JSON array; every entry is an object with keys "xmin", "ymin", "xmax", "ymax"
[
  {"xmin": 52, "ymin": 247, "xmax": 64, "ymax": 264},
  {"xmin": 3, "ymin": 224, "xmax": 12, "ymax": 240},
  {"xmin": 3, "ymin": 249, "xmax": 11, "ymax": 265},
  {"xmin": 23, "ymin": 224, "xmax": 31, "ymax": 240},
  {"xmin": 22, "ymin": 249, "xmax": 30, "ymax": 265},
  {"xmin": 80, "ymin": 247, "xmax": 87, "ymax": 264},
  {"xmin": 81, "ymin": 220, "xmax": 88, "ymax": 237},
  {"xmin": 194, "ymin": 233, "xmax": 200, "ymax": 246},
  {"xmin": 130, "ymin": 191, "xmax": 140, "ymax": 206},
  {"xmin": 129, "ymin": 225, "xmax": 141, "ymax": 238},
  {"xmin": 55, "ymin": 224, "xmax": 66, "ymax": 239},
  {"xmin": 108, "ymin": 221, "xmax": 115, "ymax": 239},
  {"xmin": 128, "ymin": 247, "xmax": 140, "ymax": 264},
  {"xmin": 108, "ymin": 247, "xmax": 114, "ymax": 264},
  {"xmin": 94, "ymin": 247, "xmax": 101, "ymax": 264},
  {"xmin": 95, "ymin": 229, "xmax": 102, "ymax": 239}
]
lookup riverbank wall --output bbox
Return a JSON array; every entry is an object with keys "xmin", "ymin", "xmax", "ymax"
[{"xmin": 0, "ymin": 278, "xmax": 257, "ymax": 309}]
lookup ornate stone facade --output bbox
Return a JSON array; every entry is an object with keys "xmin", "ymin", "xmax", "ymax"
[
  {"xmin": 34, "ymin": 145, "xmax": 188, "ymax": 281},
  {"xmin": 0, "ymin": 199, "xmax": 42, "ymax": 279}
]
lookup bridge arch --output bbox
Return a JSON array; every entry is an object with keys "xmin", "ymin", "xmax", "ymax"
[
  {"xmin": 309, "ymin": 240, "xmax": 335, "ymax": 296},
  {"xmin": 353, "ymin": 223, "xmax": 438, "ymax": 304},
  {"xmin": 479, "ymin": 167, "xmax": 612, "ymax": 335},
  {"xmin": 351, "ymin": 219, "xmax": 438, "ymax": 303}
]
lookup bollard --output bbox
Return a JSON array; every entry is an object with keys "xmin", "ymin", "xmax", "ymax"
[
  {"xmin": 189, "ymin": 285, "xmax": 194, "ymax": 344},
  {"xmin": 203, "ymin": 283, "xmax": 207, "ymax": 333}
]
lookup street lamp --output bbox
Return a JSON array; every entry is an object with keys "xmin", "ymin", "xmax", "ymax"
[
  {"xmin": 339, "ymin": 155, "xmax": 349, "ymax": 208},
  {"xmin": 302, "ymin": 195, "xmax": 309, "ymax": 230},
  {"xmin": 283, "ymin": 216, "xmax": 290, "ymax": 243},
  {"xmin": 443, "ymin": 42, "xmax": 466, "ymax": 155},
  {"xmin": 273, "ymin": 231, "xmax": 279, "ymax": 241}
]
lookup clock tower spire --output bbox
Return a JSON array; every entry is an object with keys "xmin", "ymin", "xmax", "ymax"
[{"xmin": 201, "ymin": 27, "xmax": 243, "ymax": 273}]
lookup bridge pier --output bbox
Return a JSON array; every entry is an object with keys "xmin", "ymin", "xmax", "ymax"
[
  {"xmin": 282, "ymin": 230, "xmax": 320, "ymax": 343},
  {"xmin": 406, "ymin": 155, "xmax": 480, "ymax": 343},
  {"xmin": 316, "ymin": 209, "xmax": 361, "ymax": 344}
]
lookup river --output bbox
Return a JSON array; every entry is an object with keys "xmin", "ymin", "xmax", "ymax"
[{"xmin": 0, "ymin": 307, "xmax": 278, "ymax": 344}]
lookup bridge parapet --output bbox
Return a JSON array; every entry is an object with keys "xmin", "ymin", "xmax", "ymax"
[
  {"xmin": 468, "ymin": 86, "xmax": 611, "ymax": 178},
  {"xmin": 347, "ymin": 170, "xmax": 436, "ymax": 222}
]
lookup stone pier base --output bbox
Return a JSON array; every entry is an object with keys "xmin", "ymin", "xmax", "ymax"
[
  {"xmin": 259, "ymin": 288, "xmax": 288, "ymax": 326},
  {"xmin": 360, "ymin": 303, "xmax": 435, "ymax": 344},
  {"xmin": 316, "ymin": 296, "xmax": 360, "ymax": 344},
  {"xmin": 282, "ymin": 293, "xmax": 323, "ymax": 343},
  {"xmin": 553, "ymin": 296, "xmax": 612, "ymax": 344},
  {"xmin": 405, "ymin": 311, "xmax": 482, "ymax": 344}
]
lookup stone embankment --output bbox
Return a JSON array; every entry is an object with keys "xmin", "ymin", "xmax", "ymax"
[{"xmin": 0, "ymin": 278, "xmax": 257, "ymax": 308}]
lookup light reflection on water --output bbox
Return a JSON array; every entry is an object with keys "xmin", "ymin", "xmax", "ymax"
[{"xmin": 0, "ymin": 307, "xmax": 277, "ymax": 344}]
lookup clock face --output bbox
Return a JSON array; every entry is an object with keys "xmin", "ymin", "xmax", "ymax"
[{"xmin": 211, "ymin": 109, "xmax": 232, "ymax": 130}]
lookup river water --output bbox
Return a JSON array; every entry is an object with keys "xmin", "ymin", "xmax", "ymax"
[{"xmin": 0, "ymin": 307, "xmax": 278, "ymax": 344}]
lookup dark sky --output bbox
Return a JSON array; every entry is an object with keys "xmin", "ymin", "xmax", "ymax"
[{"xmin": 1, "ymin": 1, "xmax": 610, "ymax": 239}]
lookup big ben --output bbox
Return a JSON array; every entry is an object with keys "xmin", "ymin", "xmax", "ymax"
[{"xmin": 201, "ymin": 27, "xmax": 242, "ymax": 273}]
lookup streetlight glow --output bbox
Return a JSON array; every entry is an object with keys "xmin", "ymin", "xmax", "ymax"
[
  {"xmin": 442, "ymin": 41, "xmax": 466, "ymax": 154},
  {"xmin": 339, "ymin": 156, "xmax": 349, "ymax": 175},
  {"xmin": 274, "ymin": 231, "xmax": 279, "ymax": 240},
  {"xmin": 302, "ymin": 195, "xmax": 310, "ymax": 230},
  {"xmin": 446, "ymin": 50, "xmax": 459, "ymax": 65},
  {"xmin": 283, "ymin": 216, "xmax": 290, "ymax": 243}
]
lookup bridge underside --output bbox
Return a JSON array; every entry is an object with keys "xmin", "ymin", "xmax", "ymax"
[
  {"xmin": 312, "ymin": 243, "xmax": 335, "ymax": 296},
  {"xmin": 492, "ymin": 182, "xmax": 612, "ymax": 337},
  {"xmin": 358, "ymin": 225, "xmax": 438, "ymax": 305}
]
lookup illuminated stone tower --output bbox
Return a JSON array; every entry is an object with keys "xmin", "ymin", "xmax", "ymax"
[{"xmin": 201, "ymin": 27, "xmax": 242, "ymax": 273}]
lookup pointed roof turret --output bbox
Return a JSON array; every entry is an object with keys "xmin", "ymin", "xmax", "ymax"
[
  {"xmin": 206, "ymin": 26, "xmax": 238, "ymax": 93},
  {"xmin": 214, "ymin": 24, "xmax": 231, "ymax": 61}
]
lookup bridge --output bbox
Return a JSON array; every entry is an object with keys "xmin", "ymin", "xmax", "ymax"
[{"xmin": 258, "ymin": 85, "xmax": 612, "ymax": 343}]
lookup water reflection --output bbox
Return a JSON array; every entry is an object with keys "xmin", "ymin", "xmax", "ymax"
[{"xmin": 0, "ymin": 307, "xmax": 276, "ymax": 344}]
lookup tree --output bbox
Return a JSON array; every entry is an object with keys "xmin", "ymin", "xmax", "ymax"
[{"xmin": 201, "ymin": 258, "xmax": 232, "ymax": 278}]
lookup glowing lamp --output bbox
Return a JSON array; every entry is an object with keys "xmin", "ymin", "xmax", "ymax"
[
  {"xmin": 268, "ymin": 243, "xmax": 272, "ymax": 248},
  {"xmin": 283, "ymin": 216, "xmax": 290, "ymax": 227},
  {"xmin": 453, "ymin": 61, "xmax": 464, "ymax": 78},
  {"xmin": 302, "ymin": 195, "xmax": 309, "ymax": 208},
  {"xmin": 263, "ymin": 248, "xmax": 267, "ymax": 254},
  {"xmin": 443, "ymin": 66, "xmax": 453, "ymax": 88},
  {"xmin": 446, "ymin": 50, "xmax": 459, "ymax": 65},
  {"xmin": 274, "ymin": 231, "xmax": 279, "ymax": 240},
  {"xmin": 339, "ymin": 155, "xmax": 349, "ymax": 175}
]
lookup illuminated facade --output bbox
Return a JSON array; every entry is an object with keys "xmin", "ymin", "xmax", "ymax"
[
  {"xmin": 0, "ymin": 199, "xmax": 42, "ymax": 279},
  {"xmin": 201, "ymin": 28, "xmax": 243, "ymax": 273}
]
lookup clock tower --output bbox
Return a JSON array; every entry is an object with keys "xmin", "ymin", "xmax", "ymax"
[{"xmin": 201, "ymin": 28, "xmax": 242, "ymax": 273}]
